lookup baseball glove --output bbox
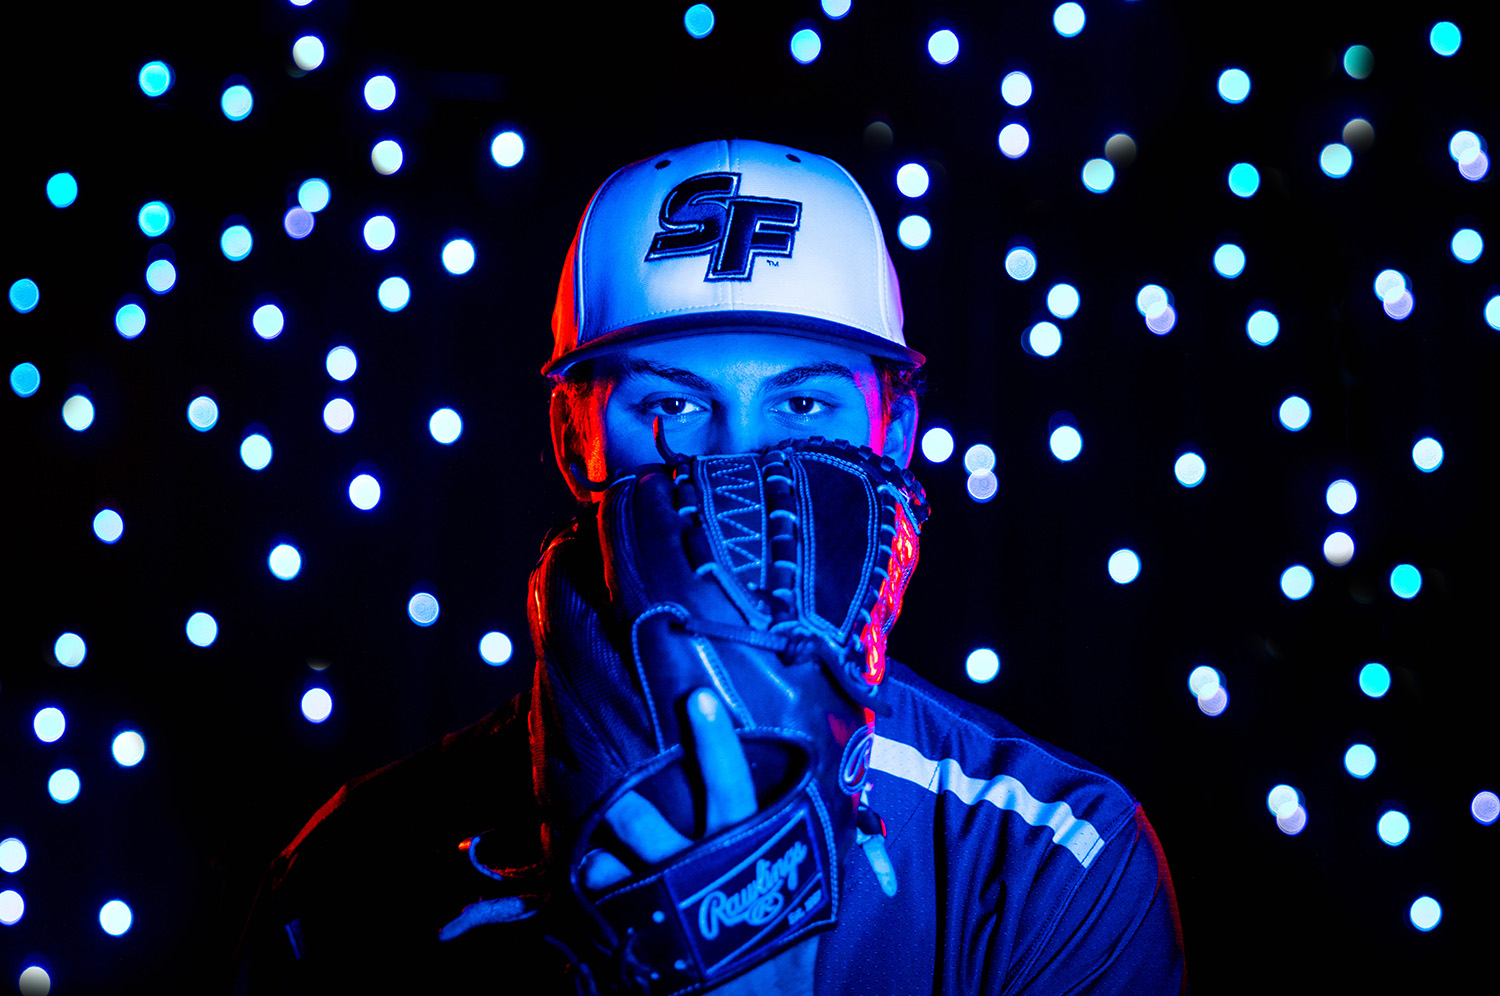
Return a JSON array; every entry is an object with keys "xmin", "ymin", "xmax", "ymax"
[{"xmin": 527, "ymin": 430, "xmax": 929, "ymax": 995}]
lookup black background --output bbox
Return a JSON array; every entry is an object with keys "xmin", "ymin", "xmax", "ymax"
[{"xmin": 4, "ymin": 0, "xmax": 1496, "ymax": 991}]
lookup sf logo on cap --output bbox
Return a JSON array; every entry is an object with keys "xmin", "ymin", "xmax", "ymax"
[{"xmin": 646, "ymin": 172, "xmax": 801, "ymax": 281}]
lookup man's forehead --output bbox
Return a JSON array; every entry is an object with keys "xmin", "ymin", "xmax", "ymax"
[{"xmin": 593, "ymin": 334, "xmax": 877, "ymax": 391}]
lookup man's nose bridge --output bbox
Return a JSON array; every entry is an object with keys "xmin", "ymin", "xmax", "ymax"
[{"xmin": 714, "ymin": 399, "xmax": 773, "ymax": 454}]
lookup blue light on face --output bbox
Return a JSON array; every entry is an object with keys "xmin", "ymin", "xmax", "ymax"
[
  {"xmin": 8, "ymin": 279, "xmax": 39, "ymax": 314},
  {"xmin": 222, "ymin": 84, "xmax": 254, "ymax": 121},
  {"xmin": 684, "ymin": 4, "xmax": 715, "ymax": 39},
  {"xmin": 1358, "ymin": 662, "xmax": 1391, "ymax": 698},
  {"xmin": 1213, "ymin": 243, "xmax": 1245, "ymax": 278},
  {"xmin": 790, "ymin": 28, "xmax": 822, "ymax": 64},
  {"xmin": 928, "ymin": 29, "xmax": 960, "ymax": 65},
  {"xmin": 139, "ymin": 61, "xmax": 174, "ymax": 97},
  {"xmin": 46, "ymin": 171, "xmax": 79, "ymax": 208},
  {"xmin": 221, "ymin": 224, "xmax": 253, "ymax": 261},
  {"xmin": 1217, "ymin": 68, "xmax": 1250, "ymax": 103},
  {"xmin": 1227, "ymin": 163, "xmax": 1260, "ymax": 198},
  {"xmin": 10, "ymin": 362, "xmax": 40, "ymax": 397}
]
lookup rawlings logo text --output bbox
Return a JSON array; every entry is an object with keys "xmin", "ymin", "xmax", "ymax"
[{"xmin": 697, "ymin": 840, "xmax": 809, "ymax": 939}]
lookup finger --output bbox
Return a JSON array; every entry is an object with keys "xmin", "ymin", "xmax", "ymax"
[
  {"xmin": 687, "ymin": 687, "xmax": 757, "ymax": 832},
  {"xmin": 580, "ymin": 848, "xmax": 633, "ymax": 892},
  {"xmin": 604, "ymin": 790, "xmax": 692, "ymax": 865}
]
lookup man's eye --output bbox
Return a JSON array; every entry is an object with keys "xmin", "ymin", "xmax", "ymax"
[
  {"xmin": 649, "ymin": 397, "xmax": 702, "ymax": 417},
  {"xmin": 783, "ymin": 397, "xmax": 826, "ymax": 416}
]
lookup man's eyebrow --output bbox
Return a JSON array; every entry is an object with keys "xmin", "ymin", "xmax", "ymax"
[
  {"xmin": 615, "ymin": 358, "xmax": 717, "ymax": 393},
  {"xmin": 766, "ymin": 362, "xmax": 858, "ymax": 390}
]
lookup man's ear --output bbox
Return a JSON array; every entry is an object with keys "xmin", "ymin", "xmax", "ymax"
[
  {"xmin": 550, "ymin": 386, "xmax": 598, "ymax": 501},
  {"xmin": 882, "ymin": 403, "xmax": 919, "ymax": 469}
]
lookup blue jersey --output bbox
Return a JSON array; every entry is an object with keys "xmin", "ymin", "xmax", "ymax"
[{"xmin": 236, "ymin": 660, "xmax": 1186, "ymax": 993}]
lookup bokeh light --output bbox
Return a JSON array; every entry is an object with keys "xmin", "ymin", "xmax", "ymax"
[
  {"xmin": 964, "ymin": 444, "xmax": 996, "ymax": 474},
  {"xmin": 1135, "ymin": 284, "xmax": 1168, "ymax": 319},
  {"xmin": 1319, "ymin": 143, "xmax": 1353, "ymax": 178},
  {"xmin": 429, "ymin": 408, "xmax": 463, "ymax": 444},
  {"xmin": 1213, "ymin": 243, "xmax": 1245, "ymax": 278},
  {"xmin": 1377, "ymin": 810, "xmax": 1410, "ymax": 846},
  {"xmin": 349, "ymin": 473, "xmax": 381, "ymax": 510},
  {"xmin": 1053, "ymin": 2, "xmax": 1085, "ymax": 37},
  {"xmin": 326, "ymin": 346, "xmax": 357, "ymax": 381},
  {"xmin": 1409, "ymin": 896, "xmax": 1442, "ymax": 932},
  {"xmin": 966, "ymin": 470, "xmax": 998, "ymax": 503},
  {"xmin": 1173, "ymin": 452, "xmax": 1206, "ymax": 488},
  {"xmin": 1246, "ymin": 309, "xmax": 1279, "ymax": 346},
  {"xmin": 1323, "ymin": 531, "xmax": 1354, "ymax": 566},
  {"xmin": 821, "ymin": 0, "xmax": 851, "ymax": 17},
  {"xmin": 1187, "ymin": 665, "xmax": 1221, "ymax": 699},
  {"xmin": 1325, "ymin": 479, "xmax": 1357, "ymax": 515},
  {"xmin": 920, "ymin": 427, "xmax": 954, "ymax": 463},
  {"xmin": 897, "ymin": 216, "xmax": 931, "ymax": 249},
  {"xmin": 928, "ymin": 29, "xmax": 959, "ymax": 65},
  {"xmin": 0, "ymin": 891, "xmax": 23, "ymax": 926},
  {"xmin": 268, "ymin": 543, "xmax": 303, "ymax": 581},
  {"xmin": 48, "ymin": 768, "xmax": 80, "ymax": 804},
  {"xmin": 283, "ymin": 207, "xmax": 315, "ymax": 239},
  {"xmin": 684, "ymin": 4, "xmax": 715, "ymax": 38},
  {"xmin": 1279, "ymin": 395, "xmax": 1310, "ymax": 431},
  {"xmin": 1280, "ymin": 565, "xmax": 1313, "ymax": 600},
  {"xmin": 896, "ymin": 163, "xmax": 930, "ymax": 197},
  {"xmin": 1451, "ymin": 228, "xmax": 1482, "ymax": 263},
  {"xmin": 1145, "ymin": 304, "xmax": 1176, "ymax": 335},
  {"xmin": 790, "ymin": 28, "xmax": 821, "ymax": 63},
  {"xmin": 1004, "ymin": 247, "xmax": 1036, "ymax": 280},
  {"xmin": 1487, "ymin": 295, "xmax": 1500, "ymax": 330},
  {"xmin": 491, "ymin": 131, "xmax": 525, "ymax": 167},
  {"xmin": 93, "ymin": 508, "xmax": 124, "ymax": 543},
  {"xmin": 1028, "ymin": 321, "xmax": 1061, "ymax": 357},
  {"xmin": 1412, "ymin": 437, "xmax": 1443, "ymax": 472},
  {"xmin": 113, "ymin": 300, "xmax": 146, "ymax": 337},
  {"xmin": 252, "ymin": 304, "xmax": 285, "ymax": 339},
  {"xmin": 1472, "ymin": 791, "xmax": 1499, "ymax": 825},
  {"xmin": 112, "ymin": 731, "xmax": 146, "ymax": 767},
  {"xmin": 145, "ymin": 258, "xmax": 177, "ymax": 293},
  {"xmin": 363, "ymin": 215, "xmax": 396, "ymax": 251},
  {"xmin": 364, "ymin": 75, "xmax": 396, "ymax": 111},
  {"xmin": 54, "ymin": 632, "xmax": 86, "ymax": 667},
  {"xmin": 1217, "ymin": 68, "xmax": 1250, "ymax": 103},
  {"xmin": 1359, "ymin": 662, "xmax": 1391, "ymax": 698},
  {"xmin": 46, "ymin": 171, "xmax": 78, "ymax": 208},
  {"xmin": 1104, "ymin": 133, "xmax": 1137, "ymax": 166},
  {"xmin": 1107, "ymin": 549, "xmax": 1140, "ymax": 585},
  {"xmin": 1001, "ymin": 71, "xmax": 1032, "ymax": 106},
  {"xmin": 378, "ymin": 277, "xmax": 410, "ymax": 311},
  {"xmin": 1049, "ymin": 425, "xmax": 1082, "ymax": 462},
  {"xmin": 371, "ymin": 139, "xmax": 404, "ymax": 174},
  {"xmin": 34, "ymin": 707, "xmax": 65, "ymax": 743},
  {"xmin": 11, "ymin": 362, "xmax": 41, "ymax": 397},
  {"xmin": 323, "ymin": 398, "xmax": 355, "ymax": 433},
  {"xmin": 9, "ymin": 279, "xmax": 40, "ymax": 314},
  {"xmin": 221, "ymin": 84, "xmax": 254, "ymax": 121},
  {"xmin": 186, "ymin": 611, "xmax": 219, "ymax": 647},
  {"xmin": 1343, "ymin": 744, "xmax": 1376, "ymax": 779},
  {"xmin": 997, "ymin": 123, "xmax": 1030, "ymax": 158},
  {"xmin": 240, "ymin": 433, "xmax": 273, "ymax": 471},
  {"xmin": 138, "ymin": 60, "xmax": 173, "ymax": 96},
  {"xmin": 221, "ymin": 224, "xmax": 253, "ymax": 261},
  {"xmin": 1227, "ymin": 162, "xmax": 1260, "ymax": 198},
  {"xmin": 1389, "ymin": 564, "xmax": 1421, "ymax": 599},
  {"xmin": 62, "ymin": 395, "xmax": 95, "ymax": 431},
  {"xmin": 187, "ymin": 396, "xmax": 219, "ymax": 432},
  {"xmin": 1081, "ymin": 158, "xmax": 1115, "ymax": 193},
  {"xmin": 1343, "ymin": 45, "xmax": 1373, "ymax": 79},
  {"xmin": 1046, "ymin": 283, "xmax": 1080, "ymax": 319},
  {"xmin": 965, "ymin": 648, "xmax": 1000, "ymax": 683},
  {"xmin": 1343, "ymin": 118, "xmax": 1374, "ymax": 151},
  {"xmin": 1266, "ymin": 783, "xmax": 1300, "ymax": 818},
  {"xmin": 291, "ymin": 35, "xmax": 325, "ymax": 71},
  {"xmin": 137, "ymin": 201, "xmax": 172, "ymax": 237},
  {"xmin": 480, "ymin": 632, "xmax": 514, "ymax": 666},
  {"xmin": 99, "ymin": 900, "xmax": 133, "ymax": 936},
  {"xmin": 301, "ymin": 688, "xmax": 333, "ymax": 724},
  {"xmin": 408, "ymin": 593, "xmax": 441, "ymax": 627},
  {"xmin": 1429, "ymin": 21, "xmax": 1461, "ymax": 57},
  {"xmin": 297, "ymin": 178, "xmax": 331, "ymax": 213},
  {"xmin": 442, "ymin": 239, "xmax": 476, "ymax": 275},
  {"xmin": 0, "ymin": 838, "xmax": 25, "ymax": 874}
]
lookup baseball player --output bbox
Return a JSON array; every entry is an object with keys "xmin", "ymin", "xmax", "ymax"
[{"xmin": 235, "ymin": 139, "xmax": 1187, "ymax": 995}]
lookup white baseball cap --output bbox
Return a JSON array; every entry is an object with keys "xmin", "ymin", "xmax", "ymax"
[{"xmin": 544, "ymin": 138, "xmax": 923, "ymax": 377}]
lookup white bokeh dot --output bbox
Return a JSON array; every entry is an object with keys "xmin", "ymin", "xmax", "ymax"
[
  {"xmin": 1107, "ymin": 549, "xmax": 1140, "ymax": 584},
  {"xmin": 429, "ymin": 408, "xmax": 463, "ymax": 444},
  {"xmin": 479, "ymin": 631, "xmax": 514, "ymax": 666},
  {"xmin": 301, "ymin": 688, "xmax": 333, "ymax": 724},
  {"xmin": 349, "ymin": 473, "xmax": 382, "ymax": 510},
  {"xmin": 965, "ymin": 648, "xmax": 1000, "ymax": 683}
]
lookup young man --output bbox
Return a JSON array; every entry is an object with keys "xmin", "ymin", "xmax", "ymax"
[{"xmin": 237, "ymin": 139, "xmax": 1186, "ymax": 994}]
